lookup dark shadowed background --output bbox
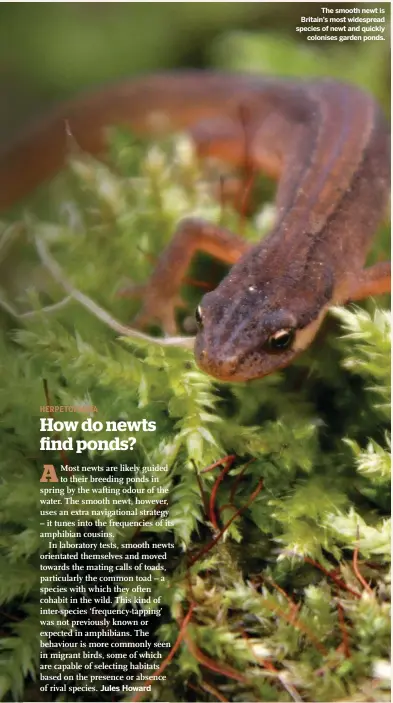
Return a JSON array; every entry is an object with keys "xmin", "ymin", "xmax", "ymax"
[{"xmin": 0, "ymin": 1, "xmax": 390, "ymax": 144}]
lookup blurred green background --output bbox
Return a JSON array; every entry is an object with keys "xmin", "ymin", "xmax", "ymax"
[{"xmin": 0, "ymin": 1, "xmax": 390, "ymax": 144}]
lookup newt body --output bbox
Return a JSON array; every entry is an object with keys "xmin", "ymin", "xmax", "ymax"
[{"xmin": 0, "ymin": 72, "xmax": 390, "ymax": 381}]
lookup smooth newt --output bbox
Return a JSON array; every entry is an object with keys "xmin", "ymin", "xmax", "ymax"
[{"xmin": 0, "ymin": 72, "xmax": 390, "ymax": 381}]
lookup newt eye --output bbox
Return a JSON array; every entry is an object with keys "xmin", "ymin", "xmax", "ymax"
[
  {"xmin": 195, "ymin": 305, "xmax": 203, "ymax": 329},
  {"xmin": 267, "ymin": 328, "xmax": 295, "ymax": 351}
]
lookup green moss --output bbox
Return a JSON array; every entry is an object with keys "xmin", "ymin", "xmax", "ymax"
[{"xmin": 0, "ymin": 127, "xmax": 390, "ymax": 702}]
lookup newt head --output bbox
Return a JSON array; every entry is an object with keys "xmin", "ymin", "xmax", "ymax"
[{"xmin": 193, "ymin": 249, "xmax": 333, "ymax": 383}]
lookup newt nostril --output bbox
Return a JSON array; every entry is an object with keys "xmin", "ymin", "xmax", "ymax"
[
  {"xmin": 195, "ymin": 346, "xmax": 239, "ymax": 378},
  {"xmin": 220, "ymin": 355, "xmax": 239, "ymax": 376}
]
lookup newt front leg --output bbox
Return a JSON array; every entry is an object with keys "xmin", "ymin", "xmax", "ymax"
[
  {"xmin": 126, "ymin": 217, "xmax": 250, "ymax": 335},
  {"xmin": 343, "ymin": 262, "xmax": 391, "ymax": 302}
]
